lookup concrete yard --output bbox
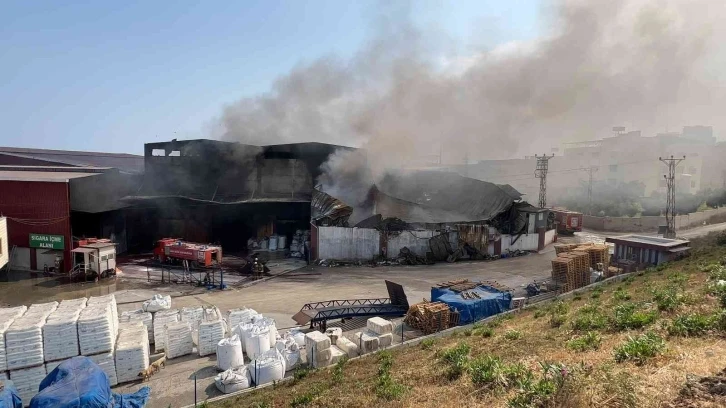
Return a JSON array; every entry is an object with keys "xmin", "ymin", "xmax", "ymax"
[{"xmin": 1, "ymin": 224, "xmax": 724, "ymax": 407}]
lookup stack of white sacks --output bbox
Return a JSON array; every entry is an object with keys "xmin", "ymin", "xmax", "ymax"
[
  {"xmin": 9, "ymin": 365, "xmax": 47, "ymax": 405},
  {"xmin": 181, "ymin": 306, "xmax": 204, "ymax": 345},
  {"xmin": 6, "ymin": 302, "xmax": 57, "ymax": 370},
  {"xmin": 0, "ymin": 306, "xmax": 27, "ymax": 374},
  {"xmin": 43, "ymin": 298, "xmax": 87, "ymax": 363},
  {"xmin": 119, "ymin": 310, "xmax": 153, "ymax": 345},
  {"xmin": 77, "ymin": 302, "xmax": 116, "ymax": 356},
  {"xmin": 6, "ymin": 302, "xmax": 57, "ymax": 406},
  {"xmin": 115, "ymin": 322, "xmax": 150, "ymax": 383},
  {"xmin": 227, "ymin": 308, "xmax": 258, "ymax": 329},
  {"xmin": 163, "ymin": 321, "xmax": 193, "ymax": 359},
  {"xmin": 198, "ymin": 320, "xmax": 226, "ymax": 357},
  {"xmin": 89, "ymin": 351, "xmax": 118, "ymax": 386},
  {"xmin": 87, "ymin": 295, "xmax": 118, "ymax": 339},
  {"xmin": 153, "ymin": 309, "xmax": 179, "ymax": 352}
]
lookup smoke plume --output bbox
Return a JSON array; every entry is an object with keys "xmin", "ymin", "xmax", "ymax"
[{"xmin": 217, "ymin": 0, "xmax": 726, "ymax": 207}]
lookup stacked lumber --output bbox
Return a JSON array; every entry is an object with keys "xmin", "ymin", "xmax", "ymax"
[
  {"xmin": 404, "ymin": 301, "xmax": 453, "ymax": 334},
  {"xmin": 479, "ymin": 280, "xmax": 513, "ymax": 293},
  {"xmin": 436, "ymin": 279, "xmax": 478, "ymax": 292}
]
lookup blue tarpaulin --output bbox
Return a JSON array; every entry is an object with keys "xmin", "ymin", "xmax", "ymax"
[
  {"xmin": 431, "ymin": 285, "xmax": 512, "ymax": 325},
  {"xmin": 0, "ymin": 380, "xmax": 22, "ymax": 408},
  {"xmin": 30, "ymin": 357, "xmax": 150, "ymax": 408}
]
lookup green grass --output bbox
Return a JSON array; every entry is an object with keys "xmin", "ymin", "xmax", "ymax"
[
  {"xmin": 651, "ymin": 286, "xmax": 685, "ymax": 312},
  {"xmin": 469, "ymin": 354, "xmax": 505, "ymax": 387},
  {"xmin": 375, "ymin": 352, "xmax": 406, "ymax": 400},
  {"xmin": 571, "ymin": 305, "xmax": 608, "ymax": 332},
  {"xmin": 667, "ymin": 313, "xmax": 715, "ymax": 337},
  {"xmin": 420, "ymin": 338, "xmax": 437, "ymax": 350},
  {"xmin": 504, "ymin": 330, "xmax": 522, "ymax": 340},
  {"xmin": 614, "ymin": 332, "xmax": 666, "ymax": 365},
  {"xmin": 439, "ymin": 342, "xmax": 471, "ymax": 380},
  {"xmin": 566, "ymin": 331, "xmax": 602, "ymax": 352},
  {"xmin": 331, "ymin": 356, "xmax": 348, "ymax": 384},
  {"xmin": 610, "ymin": 303, "xmax": 658, "ymax": 330},
  {"xmin": 613, "ymin": 287, "xmax": 631, "ymax": 301},
  {"xmin": 472, "ymin": 326, "xmax": 494, "ymax": 338}
]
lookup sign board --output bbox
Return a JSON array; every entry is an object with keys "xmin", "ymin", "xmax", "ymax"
[
  {"xmin": 166, "ymin": 246, "xmax": 197, "ymax": 259},
  {"xmin": 29, "ymin": 234, "xmax": 65, "ymax": 250}
]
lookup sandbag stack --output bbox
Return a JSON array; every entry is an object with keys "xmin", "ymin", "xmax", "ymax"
[
  {"xmin": 9, "ymin": 365, "xmax": 46, "ymax": 406},
  {"xmin": 304, "ymin": 331, "xmax": 332, "ymax": 368},
  {"xmin": 198, "ymin": 320, "xmax": 226, "ymax": 357},
  {"xmin": 77, "ymin": 303, "xmax": 115, "ymax": 356},
  {"xmin": 0, "ymin": 306, "xmax": 27, "ymax": 374},
  {"xmin": 119, "ymin": 309, "xmax": 153, "ymax": 344},
  {"xmin": 115, "ymin": 322, "xmax": 150, "ymax": 384},
  {"xmin": 87, "ymin": 295, "xmax": 118, "ymax": 339},
  {"xmin": 163, "ymin": 321, "xmax": 193, "ymax": 359},
  {"xmin": 5, "ymin": 302, "xmax": 57, "ymax": 371},
  {"xmin": 152, "ymin": 309, "xmax": 179, "ymax": 352},
  {"xmin": 227, "ymin": 308, "xmax": 258, "ymax": 330},
  {"xmin": 43, "ymin": 298, "xmax": 86, "ymax": 363},
  {"xmin": 88, "ymin": 351, "xmax": 118, "ymax": 386}
]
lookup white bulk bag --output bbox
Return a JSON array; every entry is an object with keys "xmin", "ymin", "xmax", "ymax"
[
  {"xmin": 254, "ymin": 317, "xmax": 278, "ymax": 347},
  {"xmin": 217, "ymin": 335, "xmax": 244, "ymax": 371},
  {"xmin": 233, "ymin": 322, "xmax": 255, "ymax": 351},
  {"xmin": 249, "ymin": 349, "xmax": 285, "ymax": 386},
  {"xmin": 142, "ymin": 294, "xmax": 171, "ymax": 312},
  {"xmin": 245, "ymin": 326, "xmax": 270, "ymax": 360},
  {"xmin": 287, "ymin": 329, "xmax": 306, "ymax": 348},
  {"xmin": 215, "ymin": 366, "xmax": 251, "ymax": 393},
  {"xmin": 275, "ymin": 337, "xmax": 301, "ymax": 371}
]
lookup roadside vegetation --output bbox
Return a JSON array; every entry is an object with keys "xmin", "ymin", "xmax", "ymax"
[{"xmin": 214, "ymin": 231, "xmax": 726, "ymax": 408}]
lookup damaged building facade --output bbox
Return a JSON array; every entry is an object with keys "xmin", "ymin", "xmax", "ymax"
[
  {"xmin": 312, "ymin": 170, "xmax": 556, "ymax": 263},
  {"xmin": 122, "ymin": 139, "xmax": 348, "ymax": 254}
]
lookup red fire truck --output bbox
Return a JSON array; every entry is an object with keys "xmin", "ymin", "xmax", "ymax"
[
  {"xmin": 552, "ymin": 209, "xmax": 583, "ymax": 235},
  {"xmin": 153, "ymin": 238, "xmax": 222, "ymax": 267}
]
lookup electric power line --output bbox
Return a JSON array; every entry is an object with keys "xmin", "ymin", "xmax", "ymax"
[
  {"xmin": 534, "ymin": 154, "xmax": 554, "ymax": 208},
  {"xmin": 659, "ymin": 155, "xmax": 686, "ymax": 238}
]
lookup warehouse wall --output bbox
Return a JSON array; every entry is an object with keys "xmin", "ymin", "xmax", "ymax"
[
  {"xmin": 317, "ymin": 227, "xmax": 380, "ymax": 260},
  {"xmin": 387, "ymin": 230, "xmax": 436, "ymax": 258},
  {"xmin": 0, "ymin": 217, "xmax": 8, "ymax": 269},
  {"xmin": 584, "ymin": 207, "xmax": 726, "ymax": 232},
  {"xmin": 0, "ymin": 180, "xmax": 72, "ymax": 272}
]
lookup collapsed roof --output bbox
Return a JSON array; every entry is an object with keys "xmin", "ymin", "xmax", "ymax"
[{"xmin": 316, "ymin": 170, "xmax": 523, "ymax": 225}]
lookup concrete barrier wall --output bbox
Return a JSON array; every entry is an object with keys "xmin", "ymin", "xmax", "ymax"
[
  {"xmin": 583, "ymin": 207, "xmax": 726, "ymax": 232},
  {"xmin": 317, "ymin": 227, "xmax": 380, "ymax": 260},
  {"xmin": 387, "ymin": 230, "xmax": 436, "ymax": 258}
]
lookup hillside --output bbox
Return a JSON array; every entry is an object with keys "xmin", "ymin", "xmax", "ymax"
[{"xmin": 214, "ymin": 233, "xmax": 726, "ymax": 408}]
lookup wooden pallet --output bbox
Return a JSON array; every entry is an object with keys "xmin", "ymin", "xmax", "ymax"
[{"xmin": 404, "ymin": 301, "xmax": 454, "ymax": 334}]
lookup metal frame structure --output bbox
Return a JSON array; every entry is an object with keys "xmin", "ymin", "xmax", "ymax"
[
  {"xmin": 659, "ymin": 155, "xmax": 686, "ymax": 238},
  {"xmin": 293, "ymin": 280, "xmax": 409, "ymax": 330},
  {"xmin": 534, "ymin": 154, "xmax": 554, "ymax": 208}
]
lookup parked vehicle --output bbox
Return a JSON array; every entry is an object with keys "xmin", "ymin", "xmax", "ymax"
[{"xmin": 552, "ymin": 209, "xmax": 583, "ymax": 235}]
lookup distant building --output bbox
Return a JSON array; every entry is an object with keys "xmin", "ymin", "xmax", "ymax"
[{"xmin": 606, "ymin": 235, "xmax": 690, "ymax": 266}]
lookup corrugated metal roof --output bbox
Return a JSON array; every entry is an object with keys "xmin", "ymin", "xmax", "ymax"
[
  {"xmin": 0, "ymin": 170, "xmax": 100, "ymax": 182},
  {"xmin": 0, "ymin": 147, "xmax": 144, "ymax": 174}
]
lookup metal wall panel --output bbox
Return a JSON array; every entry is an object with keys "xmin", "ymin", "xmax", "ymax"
[
  {"xmin": 0, "ymin": 181, "xmax": 72, "ymax": 272},
  {"xmin": 317, "ymin": 226, "xmax": 379, "ymax": 261}
]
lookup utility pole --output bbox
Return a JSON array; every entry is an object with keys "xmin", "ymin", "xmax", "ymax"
[
  {"xmin": 534, "ymin": 154, "xmax": 554, "ymax": 208},
  {"xmin": 585, "ymin": 166, "xmax": 598, "ymax": 215},
  {"xmin": 659, "ymin": 155, "xmax": 686, "ymax": 238}
]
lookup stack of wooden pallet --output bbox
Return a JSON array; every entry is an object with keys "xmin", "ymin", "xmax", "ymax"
[
  {"xmin": 436, "ymin": 280, "xmax": 478, "ymax": 292},
  {"xmin": 606, "ymin": 266, "xmax": 623, "ymax": 278},
  {"xmin": 583, "ymin": 244, "xmax": 610, "ymax": 271},
  {"xmin": 551, "ymin": 257, "xmax": 575, "ymax": 290},
  {"xmin": 554, "ymin": 243, "xmax": 579, "ymax": 255},
  {"xmin": 404, "ymin": 301, "xmax": 454, "ymax": 334}
]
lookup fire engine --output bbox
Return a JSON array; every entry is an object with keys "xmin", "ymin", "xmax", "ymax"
[
  {"xmin": 153, "ymin": 238, "xmax": 222, "ymax": 268},
  {"xmin": 552, "ymin": 209, "xmax": 583, "ymax": 235}
]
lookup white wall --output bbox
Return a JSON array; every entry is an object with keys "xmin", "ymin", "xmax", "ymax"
[
  {"xmin": 500, "ymin": 233, "xmax": 540, "ymax": 253},
  {"xmin": 545, "ymin": 229, "xmax": 557, "ymax": 246},
  {"xmin": 387, "ymin": 230, "xmax": 436, "ymax": 258},
  {"xmin": 0, "ymin": 218, "xmax": 7, "ymax": 269},
  {"xmin": 317, "ymin": 227, "xmax": 380, "ymax": 261}
]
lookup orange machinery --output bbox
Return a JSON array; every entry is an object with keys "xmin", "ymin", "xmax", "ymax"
[{"xmin": 153, "ymin": 238, "xmax": 222, "ymax": 267}]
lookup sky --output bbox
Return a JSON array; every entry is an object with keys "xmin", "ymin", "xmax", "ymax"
[{"xmin": 0, "ymin": 0, "xmax": 541, "ymax": 154}]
